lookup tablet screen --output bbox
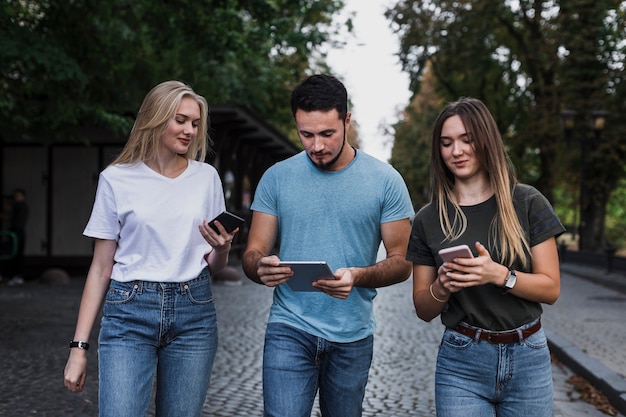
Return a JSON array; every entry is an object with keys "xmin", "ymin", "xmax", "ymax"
[{"xmin": 280, "ymin": 261, "xmax": 334, "ymax": 292}]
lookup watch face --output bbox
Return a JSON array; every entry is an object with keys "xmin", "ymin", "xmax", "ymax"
[{"xmin": 505, "ymin": 270, "xmax": 517, "ymax": 288}]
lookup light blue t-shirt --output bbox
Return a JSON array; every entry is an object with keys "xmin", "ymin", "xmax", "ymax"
[{"xmin": 251, "ymin": 150, "xmax": 414, "ymax": 342}]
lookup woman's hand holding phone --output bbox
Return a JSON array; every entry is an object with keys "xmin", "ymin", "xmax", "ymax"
[
  {"xmin": 437, "ymin": 244, "xmax": 475, "ymax": 292},
  {"xmin": 437, "ymin": 242, "xmax": 508, "ymax": 291}
]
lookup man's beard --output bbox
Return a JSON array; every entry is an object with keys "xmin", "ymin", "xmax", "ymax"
[{"xmin": 310, "ymin": 126, "xmax": 347, "ymax": 170}]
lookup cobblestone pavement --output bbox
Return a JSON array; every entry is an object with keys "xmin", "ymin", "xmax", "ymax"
[{"xmin": 0, "ymin": 264, "xmax": 624, "ymax": 416}]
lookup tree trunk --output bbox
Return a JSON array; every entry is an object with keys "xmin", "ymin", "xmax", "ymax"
[
  {"xmin": 581, "ymin": 190, "xmax": 607, "ymax": 252},
  {"xmin": 580, "ymin": 134, "xmax": 611, "ymax": 252}
]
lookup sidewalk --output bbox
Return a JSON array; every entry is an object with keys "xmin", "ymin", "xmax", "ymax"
[
  {"xmin": 0, "ymin": 261, "xmax": 624, "ymax": 416},
  {"xmin": 544, "ymin": 262, "xmax": 626, "ymax": 416}
]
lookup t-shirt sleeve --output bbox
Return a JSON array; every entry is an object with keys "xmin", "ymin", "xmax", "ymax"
[
  {"xmin": 514, "ymin": 184, "xmax": 566, "ymax": 248},
  {"xmin": 406, "ymin": 206, "xmax": 437, "ymax": 266},
  {"xmin": 83, "ymin": 173, "xmax": 119, "ymax": 240},
  {"xmin": 210, "ymin": 169, "xmax": 227, "ymax": 217},
  {"xmin": 381, "ymin": 169, "xmax": 415, "ymax": 223},
  {"xmin": 250, "ymin": 168, "xmax": 278, "ymax": 216},
  {"xmin": 526, "ymin": 189, "xmax": 566, "ymax": 247}
]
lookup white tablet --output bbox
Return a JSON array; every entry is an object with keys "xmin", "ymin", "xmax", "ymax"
[{"xmin": 280, "ymin": 261, "xmax": 335, "ymax": 292}]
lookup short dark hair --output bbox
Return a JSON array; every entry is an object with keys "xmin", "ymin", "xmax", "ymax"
[{"xmin": 290, "ymin": 74, "xmax": 348, "ymax": 121}]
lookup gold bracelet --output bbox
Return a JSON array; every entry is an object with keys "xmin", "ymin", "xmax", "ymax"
[{"xmin": 429, "ymin": 283, "xmax": 447, "ymax": 303}]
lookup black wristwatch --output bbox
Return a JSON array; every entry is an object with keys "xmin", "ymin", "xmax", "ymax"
[
  {"xmin": 69, "ymin": 341, "xmax": 90, "ymax": 350},
  {"xmin": 502, "ymin": 269, "xmax": 517, "ymax": 293}
]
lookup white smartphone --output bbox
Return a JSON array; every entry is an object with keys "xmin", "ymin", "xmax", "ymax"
[{"xmin": 438, "ymin": 244, "xmax": 474, "ymax": 263}]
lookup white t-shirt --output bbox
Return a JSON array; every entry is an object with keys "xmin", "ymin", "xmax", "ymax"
[{"xmin": 84, "ymin": 160, "xmax": 225, "ymax": 282}]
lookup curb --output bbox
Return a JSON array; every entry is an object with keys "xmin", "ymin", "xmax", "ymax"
[
  {"xmin": 546, "ymin": 328, "xmax": 626, "ymax": 415},
  {"xmin": 560, "ymin": 264, "xmax": 626, "ymax": 295}
]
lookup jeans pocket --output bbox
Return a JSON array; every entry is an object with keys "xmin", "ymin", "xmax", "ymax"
[
  {"xmin": 105, "ymin": 281, "xmax": 137, "ymax": 305},
  {"xmin": 522, "ymin": 327, "xmax": 548, "ymax": 349},
  {"xmin": 185, "ymin": 280, "xmax": 214, "ymax": 305},
  {"xmin": 441, "ymin": 328, "xmax": 474, "ymax": 350}
]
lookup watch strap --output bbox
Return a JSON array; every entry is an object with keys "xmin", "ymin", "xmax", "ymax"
[{"xmin": 69, "ymin": 340, "xmax": 90, "ymax": 350}]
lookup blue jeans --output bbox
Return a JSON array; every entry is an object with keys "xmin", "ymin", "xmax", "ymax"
[
  {"xmin": 263, "ymin": 322, "xmax": 373, "ymax": 417},
  {"xmin": 98, "ymin": 268, "xmax": 218, "ymax": 417},
  {"xmin": 435, "ymin": 319, "xmax": 553, "ymax": 417}
]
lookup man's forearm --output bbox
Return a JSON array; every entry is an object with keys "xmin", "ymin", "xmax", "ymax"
[
  {"xmin": 352, "ymin": 255, "xmax": 411, "ymax": 288},
  {"xmin": 242, "ymin": 249, "xmax": 264, "ymax": 284}
]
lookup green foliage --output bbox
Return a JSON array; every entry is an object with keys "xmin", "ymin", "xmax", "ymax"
[
  {"xmin": 386, "ymin": 0, "xmax": 626, "ymax": 251},
  {"xmin": 552, "ymin": 184, "xmax": 578, "ymax": 232},
  {"xmin": 0, "ymin": 0, "xmax": 347, "ymax": 144},
  {"xmin": 606, "ymin": 173, "xmax": 626, "ymax": 248},
  {"xmin": 390, "ymin": 63, "xmax": 444, "ymax": 209},
  {"xmin": 390, "ymin": 104, "xmax": 432, "ymax": 209}
]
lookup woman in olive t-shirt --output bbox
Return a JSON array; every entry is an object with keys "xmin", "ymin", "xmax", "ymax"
[{"xmin": 407, "ymin": 97, "xmax": 565, "ymax": 417}]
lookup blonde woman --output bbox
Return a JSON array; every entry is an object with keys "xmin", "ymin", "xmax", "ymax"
[
  {"xmin": 63, "ymin": 81, "xmax": 237, "ymax": 416},
  {"xmin": 407, "ymin": 98, "xmax": 565, "ymax": 417}
]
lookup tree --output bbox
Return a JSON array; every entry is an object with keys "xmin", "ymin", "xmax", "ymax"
[
  {"xmin": 386, "ymin": 0, "xmax": 626, "ymax": 251},
  {"xmin": 556, "ymin": 0, "xmax": 626, "ymax": 251},
  {"xmin": 390, "ymin": 62, "xmax": 443, "ymax": 209},
  {"xmin": 0, "ymin": 0, "xmax": 349, "ymax": 145}
]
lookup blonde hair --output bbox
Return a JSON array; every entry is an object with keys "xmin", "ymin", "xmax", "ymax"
[
  {"xmin": 430, "ymin": 97, "xmax": 530, "ymax": 267},
  {"xmin": 112, "ymin": 80, "xmax": 210, "ymax": 165}
]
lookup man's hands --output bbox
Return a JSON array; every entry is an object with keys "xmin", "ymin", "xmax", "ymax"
[
  {"xmin": 312, "ymin": 267, "xmax": 355, "ymax": 299},
  {"xmin": 255, "ymin": 256, "xmax": 354, "ymax": 299}
]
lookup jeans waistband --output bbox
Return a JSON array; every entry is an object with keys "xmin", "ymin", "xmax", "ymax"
[
  {"xmin": 128, "ymin": 267, "xmax": 210, "ymax": 292},
  {"xmin": 452, "ymin": 318, "xmax": 541, "ymax": 344}
]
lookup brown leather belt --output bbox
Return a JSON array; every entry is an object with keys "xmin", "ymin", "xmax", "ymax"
[{"xmin": 452, "ymin": 319, "xmax": 542, "ymax": 344}]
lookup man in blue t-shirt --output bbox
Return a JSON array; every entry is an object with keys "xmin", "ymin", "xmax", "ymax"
[{"xmin": 243, "ymin": 74, "xmax": 414, "ymax": 417}]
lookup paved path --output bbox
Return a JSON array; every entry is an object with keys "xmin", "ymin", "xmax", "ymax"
[
  {"xmin": 544, "ymin": 268, "xmax": 626, "ymax": 377},
  {"xmin": 0, "ymin": 263, "xmax": 624, "ymax": 416},
  {"xmin": 544, "ymin": 264, "xmax": 626, "ymax": 416}
]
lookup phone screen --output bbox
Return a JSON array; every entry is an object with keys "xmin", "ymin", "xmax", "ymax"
[{"xmin": 209, "ymin": 211, "xmax": 245, "ymax": 234}]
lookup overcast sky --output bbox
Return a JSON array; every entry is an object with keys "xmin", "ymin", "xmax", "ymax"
[{"xmin": 325, "ymin": 0, "xmax": 412, "ymax": 162}]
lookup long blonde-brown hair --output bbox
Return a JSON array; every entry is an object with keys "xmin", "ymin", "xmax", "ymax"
[
  {"xmin": 430, "ymin": 97, "xmax": 529, "ymax": 267},
  {"xmin": 112, "ymin": 80, "xmax": 210, "ymax": 165}
]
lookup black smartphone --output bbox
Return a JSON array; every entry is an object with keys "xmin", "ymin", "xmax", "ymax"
[{"xmin": 208, "ymin": 211, "xmax": 245, "ymax": 234}]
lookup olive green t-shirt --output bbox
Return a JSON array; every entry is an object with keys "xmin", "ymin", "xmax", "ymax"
[{"xmin": 407, "ymin": 183, "xmax": 565, "ymax": 331}]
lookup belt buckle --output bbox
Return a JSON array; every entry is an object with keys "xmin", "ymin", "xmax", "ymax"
[{"xmin": 486, "ymin": 332, "xmax": 496, "ymax": 343}]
